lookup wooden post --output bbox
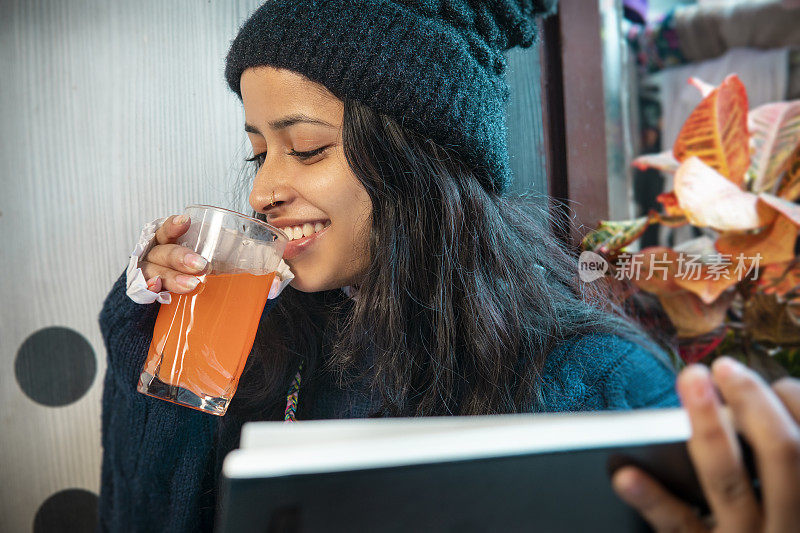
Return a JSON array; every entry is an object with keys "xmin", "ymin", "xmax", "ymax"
[{"xmin": 539, "ymin": 0, "xmax": 609, "ymax": 244}]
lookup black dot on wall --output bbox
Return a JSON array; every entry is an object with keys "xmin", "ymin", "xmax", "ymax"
[
  {"xmin": 33, "ymin": 489, "xmax": 98, "ymax": 533},
  {"xmin": 15, "ymin": 327, "xmax": 96, "ymax": 407}
]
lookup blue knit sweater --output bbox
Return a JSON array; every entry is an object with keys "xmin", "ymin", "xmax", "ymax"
[{"xmin": 96, "ymin": 270, "xmax": 679, "ymax": 532}]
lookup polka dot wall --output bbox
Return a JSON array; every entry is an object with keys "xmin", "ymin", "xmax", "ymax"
[
  {"xmin": 2, "ymin": 1, "xmax": 547, "ymax": 530},
  {"xmin": 1, "ymin": 1, "xmax": 264, "ymax": 531},
  {"xmin": 15, "ymin": 328, "xmax": 97, "ymax": 408}
]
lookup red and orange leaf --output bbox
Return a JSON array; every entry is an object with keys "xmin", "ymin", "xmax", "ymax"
[
  {"xmin": 673, "ymin": 237, "xmax": 739, "ymax": 304},
  {"xmin": 631, "ymin": 243, "xmax": 739, "ymax": 304},
  {"xmin": 776, "ymin": 143, "xmax": 800, "ymax": 201},
  {"xmin": 673, "ymin": 74, "xmax": 750, "ymax": 187},
  {"xmin": 757, "ymin": 260, "xmax": 800, "ymax": 299},
  {"xmin": 629, "ymin": 247, "xmax": 682, "ymax": 295},
  {"xmin": 657, "ymin": 289, "xmax": 736, "ymax": 339},
  {"xmin": 743, "ymin": 293, "xmax": 800, "ymax": 345},
  {"xmin": 632, "ymin": 151, "xmax": 680, "ymax": 173},
  {"xmin": 716, "ymin": 214, "xmax": 799, "ymax": 267},
  {"xmin": 758, "ymin": 192, "xmax": 800, "ymax": 226},
  {"xmin": 748, "ymin": 101, "xmax": 800, "ymax": 193},
  {"xmin": 674, "ymin": 157, "xmax": 774, "ymax": 231},
  {"xmin": 656, "ymin": 191, "xmax": 684, "ymax": 217},
  {"xmin": 688, "ymin": 77, "xmax": 715, "ymax": 98},
  {"xmin": 673, "ymin": 235, "xmax": 717, "ymax": 258},
  {"xmin": 673, "ymin": 267, "xmax": 740, "ymax": 305}
]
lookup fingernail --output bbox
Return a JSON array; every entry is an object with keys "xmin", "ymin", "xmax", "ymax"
[
  {"xmin": 146, "ymin": 275, "xmax": 160, "ymax": 291},
  {"xmin": 712, "ymin": 356, "xmax": 743, "ymax": 382},
  {"xmin": 183, "ymin": 253, "xmax": 207, "ymax": 270},
  {"xmin": 174, "ymin": 214, "xmax": 190, "ymax": 225},
  {"xmin": 176, "ymin": 275, "xmax": 199, "ymax": 290},
  {"xmin": 680, "ymin": 365, "xmax": 713, "ymax": 406}
]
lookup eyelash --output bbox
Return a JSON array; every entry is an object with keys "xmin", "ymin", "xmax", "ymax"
[{"xmin": 245, "ymin": 145, "xmax": 329, "ymax": 166}]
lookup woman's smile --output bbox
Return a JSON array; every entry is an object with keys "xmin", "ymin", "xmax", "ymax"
[
  {"xmin": 280, "ymin": 220, "xmax": 332, "ymax": 260},
  {"xmin": 278, "ymin": 220, "xmax": 330, "ymax": 241}
]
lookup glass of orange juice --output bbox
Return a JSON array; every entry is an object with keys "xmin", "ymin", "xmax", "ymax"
[{"xmin": 137, "ymin": 204, "xmax": 288, "ymax": 415}]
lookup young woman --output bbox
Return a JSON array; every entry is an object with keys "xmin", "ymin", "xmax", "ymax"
[{"xmin": 98, "ymin": 1, "xmax": 800, "ymax": 531}]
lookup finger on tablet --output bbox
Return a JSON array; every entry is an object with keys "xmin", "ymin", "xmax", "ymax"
[
  {"xmin": 711, "ymin": 357, "xmax": 800, "ymax": 532},
  {"xmin": 675, "ymin": 364, "xmax": 762, "ymax": 532},
  {"xmin": 612, "ymin": 465, "xmax": 706, "ymax": 532}
]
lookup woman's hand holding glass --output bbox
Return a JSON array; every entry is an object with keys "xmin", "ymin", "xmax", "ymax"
[
  {"xmin": 138, "ymin": 214, "xmax": 211, "ymax": 294},
  {"xmin": 612, "ymin": 357, "xmax": 800, "ymax": 532}
]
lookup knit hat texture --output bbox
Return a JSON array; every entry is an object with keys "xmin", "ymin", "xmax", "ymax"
[{"xmin": 225, "ymin": 0, "xmax": 556, "ymax": 193}]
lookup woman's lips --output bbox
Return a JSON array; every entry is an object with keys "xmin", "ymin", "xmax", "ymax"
[{"xmin": 282, "ymin": 224, "xmax": 329, "ymax": 260}]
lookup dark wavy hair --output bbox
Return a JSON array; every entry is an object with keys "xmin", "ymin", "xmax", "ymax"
[{"xmin": 229, "ymin": 97, "xmax": 669, "ymax": 421}]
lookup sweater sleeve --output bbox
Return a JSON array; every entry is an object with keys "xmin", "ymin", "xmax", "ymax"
[
  {"xmin": 97, "ymin": 269, "xmax": 281, "ymax": 532},
  {"xmin": 97, "ymin": 269, "xmax": 219, "ymax": 532},
  {"xmin": 537, "ymin": 333, "xmax": 681, "ymax": 413}
]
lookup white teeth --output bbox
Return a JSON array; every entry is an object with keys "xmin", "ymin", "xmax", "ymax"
[{"xmin": 282, "ymin": 221, "xmax": 329, "ymax": 241}]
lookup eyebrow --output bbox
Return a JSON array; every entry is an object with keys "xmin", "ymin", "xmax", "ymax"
[{"xmin": 244, "ymin": 113, "xmax": 335, "ymax": 134}]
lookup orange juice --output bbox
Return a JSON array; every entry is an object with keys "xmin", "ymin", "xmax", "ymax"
[{"xmin": 138, "ymin": 270, "xmax": 275, "ymax": 412}]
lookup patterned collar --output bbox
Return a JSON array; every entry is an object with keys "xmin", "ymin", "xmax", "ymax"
[{"xmin": 286, "ymin": 285, "xmax": 360, "ymax": 421}]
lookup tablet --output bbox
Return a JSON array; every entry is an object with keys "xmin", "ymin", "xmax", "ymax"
[{"xmin": 215, "ymin": 408, "xmax": 747, "ymax": 532}]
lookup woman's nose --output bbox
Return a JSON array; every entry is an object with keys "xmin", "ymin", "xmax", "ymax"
[
  {"xmin": 249, "ymin": 168, "xmax": 288, "ymax": 215},
  {"xmin": 249, "ymin": 181, "xmax": 272, "ymax": 214}
]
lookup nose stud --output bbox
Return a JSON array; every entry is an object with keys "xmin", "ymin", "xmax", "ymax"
[{"xmin": 269, "ymin": 190, "xmax": 276, "ymax": 207}]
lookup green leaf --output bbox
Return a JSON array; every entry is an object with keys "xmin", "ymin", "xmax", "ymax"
[{"xmin": 581, "ymin": 216, "xmax": 650, "ymax": 254}]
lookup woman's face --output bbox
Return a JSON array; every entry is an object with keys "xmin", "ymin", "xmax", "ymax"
[{"xmin": 240, "ymin": 66, "xmax": 372, "ymax": 293}]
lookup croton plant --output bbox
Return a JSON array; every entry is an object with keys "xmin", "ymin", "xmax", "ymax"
[{"xmin": 582, "ymin": 74, "xmax": 800, "ymax": 378}]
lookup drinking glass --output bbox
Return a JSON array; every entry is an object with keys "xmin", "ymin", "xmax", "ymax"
[{"xmin": 137, "ymin": 204, "xmax": 288, "ymax": 415}]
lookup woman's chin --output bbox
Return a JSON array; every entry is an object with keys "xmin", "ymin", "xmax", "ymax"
[
  {"xmin": 284, "ymin": 263, "xmax": 366, "ymax": 293},
  {"xmin": 287, "ymin": 276, "xmax": 338, "ymax": 294}
]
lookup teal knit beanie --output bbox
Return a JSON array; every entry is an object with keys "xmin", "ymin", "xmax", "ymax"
[{"xmin": 225, "ymin": 0, "xmax": 556, "ymax": 194}]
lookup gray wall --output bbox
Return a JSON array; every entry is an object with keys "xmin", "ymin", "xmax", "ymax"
[
  {"xmin": 0, "ymin": 1, "xmax": 545, "ymax": 530},
  {"xmin": 1, "ymin": 2, "xmax": 263, "ymax": 530}
]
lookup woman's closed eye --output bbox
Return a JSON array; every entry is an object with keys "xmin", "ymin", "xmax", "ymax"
[
  {"xmin": 245, "ymin": 152, "xmax": 267, "ymax": 167},
  {"xmin": 245, "ymin": 145, "xmax": 330, "ymax": 167},
  {"xmin": 289, "ymin": 145, "xmax": 330, "ymax": 161}
]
